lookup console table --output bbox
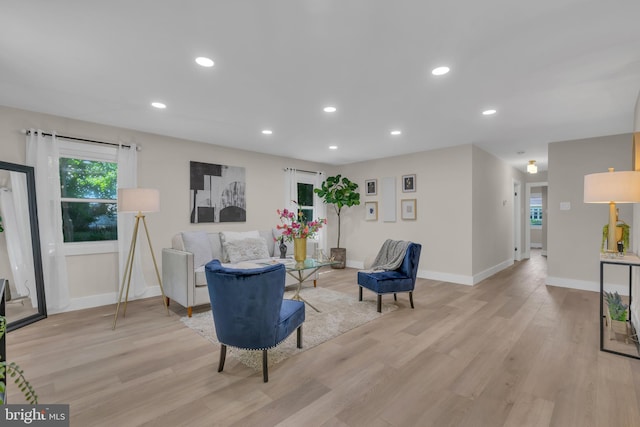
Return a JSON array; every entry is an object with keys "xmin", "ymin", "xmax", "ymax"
[{"xmin": 600, "ymin": 254, "xmax": 640, "ymax": 359}]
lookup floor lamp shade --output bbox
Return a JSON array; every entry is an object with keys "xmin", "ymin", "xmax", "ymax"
[
  {"xmin": 118, "ymin": 188, "xmax": 160, "ymax": 213},
  {"xmin": 584, "ymin": 169, "xmax": 640, "ymax": 252}
]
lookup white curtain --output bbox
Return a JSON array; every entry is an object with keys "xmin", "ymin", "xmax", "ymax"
[
  {"xmin": 25, "ymin": 129, "xmax": 70, "ymax": 312},
  {"xmin": 116, "ymin": 143, "xmax": 146, "ymax": 297},
  {"xmin": 0, "ymin": 178, "xmax": 37, "ymax": 306},
  {"xmin": 283, "ymin": 168, "xmax": 298, "ymax": 214},
  {"xmin": 314, "ymin": 171, "xmax": 327, "ymax": 253}
]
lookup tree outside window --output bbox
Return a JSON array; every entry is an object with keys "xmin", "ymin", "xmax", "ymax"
[
  {"xmin": 59, "ymin": 158, "xmax": 118, "ymax": 242},
  {"xmin": 297, "ymin": 182, "xmax": 315, "ymax": 223}
]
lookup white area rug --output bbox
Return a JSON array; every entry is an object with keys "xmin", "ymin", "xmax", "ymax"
[{"xmin": 181, "ymin": 286, "xmax": 397, "ymax": 370}]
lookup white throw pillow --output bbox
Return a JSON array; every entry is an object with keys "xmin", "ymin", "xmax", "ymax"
[
  {"xmin": 220, "ymin": 230, "xmax": 260, "ymax": 262},
  {"xmin": 181, "ymin": 231, "xmax": 213, "ymax": 267},
  {"xmin": 223, "ymin": 237, "xmax": 270, "ymax": 263}
]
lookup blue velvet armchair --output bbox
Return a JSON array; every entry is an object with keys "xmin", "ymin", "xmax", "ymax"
[
  {"xmin": 357, "ymin": 242, "xmax": 422, "ymax": 312},
  {"xmin": 204, "ymin": 260, "xmax": 305, "ymax": 382}
]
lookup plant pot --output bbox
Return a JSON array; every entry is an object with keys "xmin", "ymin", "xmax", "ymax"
[
  {"xmin": 330, "ymin": 248, "xmax": 346, "ymax": 269},
  {"xmin": 605, "ymin": 306, "xmax": 629, "ymax": 343}
]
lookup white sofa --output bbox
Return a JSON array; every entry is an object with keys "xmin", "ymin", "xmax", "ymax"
[{"xmin": 162, "ymin": 229, "xmax": 318, "ymax": 316}]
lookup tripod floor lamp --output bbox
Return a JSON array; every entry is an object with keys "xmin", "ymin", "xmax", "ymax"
[{"xmin": 113, "ymin": 188, "xmax": 169, "ymax": 330}]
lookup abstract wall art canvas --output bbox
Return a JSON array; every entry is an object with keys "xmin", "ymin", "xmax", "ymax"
[{"xmin": 190, "ymin": 161, "xmax": 246, "ymax": 223}]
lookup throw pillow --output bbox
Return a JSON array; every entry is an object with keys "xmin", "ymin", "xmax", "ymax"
[
  {"xmin": 223, "ymin": 237, "xmax": 270, "ymax": 263},
  {"xmin": 181, "ymin": 231, "xmax": 213, "ymax": 268},
  {"xmin": 220, "ymin": 230, "xmax": 260, "ymax": 262}
]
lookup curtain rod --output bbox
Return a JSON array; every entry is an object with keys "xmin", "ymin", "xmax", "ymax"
[
  {"xmin": 283, "ymin": 167, "xmax": 321, "ymax": 174},
  {"xmin": 22, "ymin": 129, "xmax": 140, "ymax": 151}
]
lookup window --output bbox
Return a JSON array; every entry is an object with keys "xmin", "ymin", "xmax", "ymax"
[
  {"xmin": 530, "ymin": 194, "xmax": 542, "ymax": 226},
  {"xmin": 60, "ymin": 158, "xmax": 118, "ymax": 242},
  {"xmin": 59, "ymin": 141, "xmax": 119, "ymax": 254},
  {"xmin": 297, "ymin": 182, "xmax": 315, "ymax": 222},
  {"xmin": 295, "ymin": 173, "xmax": 318, "ymax": 228}
]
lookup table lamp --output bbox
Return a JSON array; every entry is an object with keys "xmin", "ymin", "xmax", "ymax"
[
  {"xmin": 584, "ymin": 168, "xmax": 640, "ymax": 253},
  {"xmin": 113, "ymin": 188, "xmax": 169, "ymax": 329}
]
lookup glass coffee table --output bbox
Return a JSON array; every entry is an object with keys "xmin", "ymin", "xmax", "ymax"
[{"xmin": 260, "ymin": 258, "xmax": 338, "ymax": 312}]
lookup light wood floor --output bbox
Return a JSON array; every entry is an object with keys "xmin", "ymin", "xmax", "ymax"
[{"xmin": 7, "ymin": 252, "xmax": 640, "ymax": 426}]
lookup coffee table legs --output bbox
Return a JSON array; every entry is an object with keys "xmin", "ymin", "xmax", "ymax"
[{"xmin": 287, "ymin": 269, "xmax": 321, "ymax": 312}]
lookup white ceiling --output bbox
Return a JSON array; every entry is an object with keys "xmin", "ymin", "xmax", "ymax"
[{"xmin": 2, "ymin": 1, "xmax": 640, "ymax": 173}]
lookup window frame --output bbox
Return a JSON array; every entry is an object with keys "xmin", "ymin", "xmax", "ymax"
[{"xmin": 58, "ymin": 140, "xmax": 119, "ymax": 256}]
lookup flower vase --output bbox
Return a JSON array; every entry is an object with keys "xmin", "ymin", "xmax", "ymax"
[
  {"xmin": 279, "ymin": 240, "xmax": 287, "ymax": 259},
  {"xmin": 293, "ymin": 237, "xmax": 307, "ymax": 263}
]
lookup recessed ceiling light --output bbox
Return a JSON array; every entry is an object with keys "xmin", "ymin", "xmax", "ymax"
[
  {"xmin": 323, "ymin": 106, "xmax": 337, "ymax": 113},
  {"xmin": 431, "ymin": 66, "xmax": 450, "ymax": 76},
  {"xmin": 482, "ymin": 109, "xmax": 497, "ymax": 115},
  {"xmin": 151, "ymin": 102, "xmax": 166, "ymax": 109},
  {"xmin": 195, "ymin": 57, "xmax": 214, "ymax": 67},
  {"xmin": 329, "ymin": 145, "xmax": 338, "ymax": 150},
  {"xmin": 390, "ymin": 130, "xmax": 402, "ymax": 136},
  {"xmin": 261, "ymin": 129, "xmax": 273, "ymax": 135}
]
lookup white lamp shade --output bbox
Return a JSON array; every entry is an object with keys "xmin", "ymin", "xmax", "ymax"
[
  {"xmin": 118, "ymin": 188, "xmax": 160, "ymax": 212},
  {"xmin": 584, "ymin": 170, "xmax": 640, "ymax": 203}
]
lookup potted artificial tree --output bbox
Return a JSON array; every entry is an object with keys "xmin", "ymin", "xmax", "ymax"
[{"xmin": 314, "ymin": 174, "xmax": 360, "ymax": 268}]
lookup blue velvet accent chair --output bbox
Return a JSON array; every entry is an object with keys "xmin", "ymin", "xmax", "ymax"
[
  {"xmin": 357, "ymin": 243, "xmax": 422, "ymax": 313},
  {"xmin": 204, "ymin": 259, "xmax": 305, "ymax": 382}
]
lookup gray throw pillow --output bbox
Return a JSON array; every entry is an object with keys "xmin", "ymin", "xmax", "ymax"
[
  {"xmin": 220, "ymin": 230, "xmax": 260, "ymax": 262},
  {"xmin": 223, "ymin": 237, "xmax": 270, "ymax": 263},
  {"xmin": 181, "ymin": 231, "xmax": 213, "ymax": 267}
]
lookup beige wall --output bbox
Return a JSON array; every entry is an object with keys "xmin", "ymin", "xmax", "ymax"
[
  {"xmin": 471, "ymin": 146, "xmax": 523, "ymax": 279},
  {"xmin": 0, "ymin": 106, "xmax": 335, "ymax": 310},
  {"xmin": 339, "ymin": 144, "xmax": 474, "ymax": 282},
  {"xmin": 547, "ymin": 133, "xmax": 634, "ymax": 291},
  {"xmin": 340, "ymin": 144, "xmax": 523, "ymax": 285}
]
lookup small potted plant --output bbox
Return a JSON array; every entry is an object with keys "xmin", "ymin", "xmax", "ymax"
[
  {"xmin": 314, "ymin": 175, "xmax": 360, "ymax": 268},
  {"xmin": 604, "ymin": 291, "xmax": 629, "ymax": 343},
  {"xmin": 0, "ymin": 317, "xmax": 38, "ymax": 404}
]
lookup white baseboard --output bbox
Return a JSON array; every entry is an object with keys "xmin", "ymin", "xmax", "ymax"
[
  {"xmin": 419, "ymin": 270, "xmax": 473, "ymax": 286},
  {"xmin": 472, "ymin": 259, "xmax": 513, "ymax": 285},
  {"xmin": 348, "ymin": 259, "xmax": 512, "ymax": 287},
  {"xmin": 346, "ymin": 260, "xmax": 364, "ymax": 269},
  {"xmin": 546, "ymin": 276, "xmax": 628, "ymax": 295},
  {"xmin": 49, "ymin": 285, "xmax": 163, "ymax": 314}
]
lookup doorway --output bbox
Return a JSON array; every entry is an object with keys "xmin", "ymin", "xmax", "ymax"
[{"xmin": 525, "ymin": 181, "xmax": 548, "ymax": 259}]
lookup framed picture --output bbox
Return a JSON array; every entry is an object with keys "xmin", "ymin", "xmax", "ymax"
[
  {"xmin": 190, "ymin": 161, "xmax": 246, "ymax": 223},
  {"xmin": 365, "ymin": 179, "xmax": 377, "ymax": 196},
  {"xmin": 365, "ymin": 201, "xmax": 378, "ymax": 221},
  {"xmin": 401, "ymin": 199, "xmax": 417, "ymax": 220},
  {"xmin": 402, "ymin": 174, "xmax": 416, "ymax": 192}
]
